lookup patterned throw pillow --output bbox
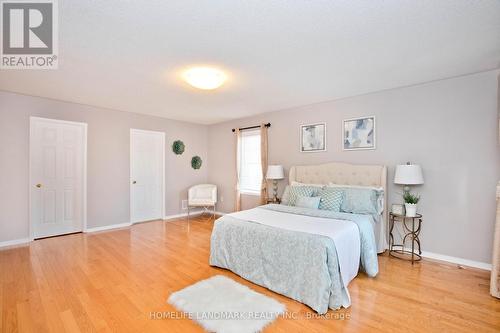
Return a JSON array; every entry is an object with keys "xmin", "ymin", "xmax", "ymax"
[
  {"xmin": 318, "ymin": 187, "xmax": 344, "ymax": 211},
  {"xmin": 291, "ymin": 181, "xmax": 325, "ymax": 195},
  {"xmin": 288, "ymin": 186, "xmax": 315, "ymax": 206}
]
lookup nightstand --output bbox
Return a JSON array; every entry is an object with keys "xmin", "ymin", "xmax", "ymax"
[
  {"xmin": 266, "ymin": 198, "xmax": 281, "ymax": 204},
  {"xmin": 389, "ymin": 212, "xmax": 422, "ymax": 264}
]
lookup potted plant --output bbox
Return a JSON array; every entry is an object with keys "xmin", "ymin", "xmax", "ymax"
[{"xmin": 403, "ymin": 192, "xmax": 420, "ymax": 217}]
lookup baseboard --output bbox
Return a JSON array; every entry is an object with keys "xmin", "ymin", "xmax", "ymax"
[
  {"xmin": 0, "ymin": 238, "xmax": 31, "ymax": 248},
  {"xmin": 421, "ymin": 250, "xmax": 491, "ymax": 271},
  {"xmin": 164, "ymin": 211, "xmax": 201, "ymax": 220},
  {"xmin": 164, "ymin": 210, "xmax": 226, "ymax": 221},
  {"xmin": 84, "ymin": 222, "xmax": 132, "ymax": 233},
  {"xmin": 403, "ymin": 247, "xmax": 491, "ymax": 270}
]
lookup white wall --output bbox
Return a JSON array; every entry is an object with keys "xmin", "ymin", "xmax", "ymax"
[
  {"xmin": 0, "ymin": 92, "xmax": 209, "ymax": 242},
  {"xmin": 208, "ymin": 70, "xmax": 500, "ymax": 264}
]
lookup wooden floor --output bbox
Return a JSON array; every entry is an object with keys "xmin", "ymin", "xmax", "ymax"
[{"xmin": 1, "ymin": 216, "xmax": 499, "ymax": 333}]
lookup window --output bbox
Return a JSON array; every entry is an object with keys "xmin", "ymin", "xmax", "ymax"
[{"xmin": 239, "ymin": 130, "xmax": 262, "ymax": 195}]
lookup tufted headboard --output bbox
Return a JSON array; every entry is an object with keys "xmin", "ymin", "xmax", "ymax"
[
  {"xmin": 289, "ymin": 162, "xmax": 386, "ymax": 188},
  {"xmin": 289, "ymin": 162, "xmax": 388, "ymax": 252}
]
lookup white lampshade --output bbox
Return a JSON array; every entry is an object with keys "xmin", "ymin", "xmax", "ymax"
[
  {"xmin": 266, "ymin": 165, "xmax": 284, "ymax": 180},
  {"xmin": 394, "ymin": 164, "xmax": 424, "ymax": 185}
]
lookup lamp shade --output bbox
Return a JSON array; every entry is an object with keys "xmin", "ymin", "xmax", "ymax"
[
  {"xmin": 394, "ymin": 164, "xmax": 424, "ymax": 185},
  {"xmin": 266, "ymin": 165, "xmax": 284, "ymax": 180}
]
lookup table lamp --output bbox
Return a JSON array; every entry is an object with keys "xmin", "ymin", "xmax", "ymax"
[
  {"xmin": 394, "ymin": 162, "xmax": 424, "ymax": 192},
  {"xmin": 266, "ymin": 165, "xmax": 284, "ymax": 202}
]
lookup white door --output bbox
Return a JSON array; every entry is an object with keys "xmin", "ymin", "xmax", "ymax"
[
  {"xmin": 130, "ymin": 129, "xmax": 165, "ymax": 223},
  {"xmin": 30, "ymin": 117, "xmax": 87, "ymax": 239}
]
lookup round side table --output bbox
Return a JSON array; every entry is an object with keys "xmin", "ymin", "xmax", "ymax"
[{"xmin": 389, "ymin": 212, "xmax": 422, "ymax": 264}]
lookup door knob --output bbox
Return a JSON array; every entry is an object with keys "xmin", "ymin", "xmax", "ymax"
[
  {"xmin": 35, "ymin": 184, "xmax": 42, "ymax": 188},
  {"xmin": 132, "ymin": 180, "xmax": 137, "ymax": 184}
]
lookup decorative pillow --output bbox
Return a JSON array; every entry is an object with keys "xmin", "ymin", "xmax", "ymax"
[
  {"xmin": 288, "ymin": 186, "xmax": 315, "ymax": 206},
  {"xmin": 281, "ymin": 185, "xmax": 290, "ymax": 205},
  {"xmin": 340, "ymin": 187, "xmax": 384, "ymax": 215},
  {"xmin": 318, "ymin": 187, "xmax": 343, "ymax": 211},
  {"xmin": 328, "ymin": 184, "xmax": 384, "ymax": 214},
  {"xmin": 295, "ymin": 196, "xmax": 321, "ymax": 209},
  {"xmin": 291, "ymin": 181, "xmax": 324, "ymax": 196}
]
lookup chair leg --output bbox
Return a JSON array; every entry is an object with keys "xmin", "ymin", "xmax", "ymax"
[
  {"xmin": 213, "ymin": 205, "xmax": 216, "ymax": 220},
  {"xmin": 187, "ymin": 206, "xmax": 190, "ymax": 222}
]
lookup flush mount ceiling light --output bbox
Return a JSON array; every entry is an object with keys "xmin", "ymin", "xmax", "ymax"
[{"xmin": 182, "ymin": 67, "xmax": 227, "ymax": 90}]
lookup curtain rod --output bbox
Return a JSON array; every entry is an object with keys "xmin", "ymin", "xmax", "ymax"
[{"xmin": 231, "ymin": 123, "xmax": 271, "ymax": 132}]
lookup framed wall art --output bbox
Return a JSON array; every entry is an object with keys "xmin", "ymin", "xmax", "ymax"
[
  {"xmin": 343, "ymin": 116, "xmax": 376, "ymax": 150},
  {"xmin": 300, "ymin": 122, "xmax": 326, "ymax": 153}
]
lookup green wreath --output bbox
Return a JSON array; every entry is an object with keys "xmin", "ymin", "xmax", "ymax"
[
  {"xmin": 172, "ymin": 140, "xmax": 185, "ymax": 155},
  {"xmin": 191, "ymin": 156, "xmax": 202, "ymax": 170}
]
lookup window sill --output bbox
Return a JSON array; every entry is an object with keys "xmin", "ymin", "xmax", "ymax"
[{"xmin": 240, "ymin": 191, "xmax": 260, "ymax": 196}]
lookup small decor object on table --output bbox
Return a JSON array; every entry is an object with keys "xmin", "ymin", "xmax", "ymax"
[
  {"xmin": 300, "ymin": 123, "xmax": 326, "ymax": 152},
  {"xmin": 403, "ymin": 192, "xmax": 420, "ymax": 217},
  {"xmin": 389, "ymin": 212, "xmax": 423, "ymax": 265},
  {"xmin": 343, "ymin": 116, "xmax": 375, "ymax": 150},
  {"xmin": 191, "ymin": 156, "xmax": 202, "ymax": 170},
  {"xmin": 266, "ymin": 165, "xmax": 284, "ymax": 202},
  {"xmin": 172, "ymin": 140, "xmax": 185, "ymax": 155},
  {"xmin": 391, "ymin": 204, "xmax": 405, "ymax": 216}
]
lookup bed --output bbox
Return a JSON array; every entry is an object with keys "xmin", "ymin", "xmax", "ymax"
[{"xmin": 209, "ymin": 162, "xmax": 387, "ymax": 314}]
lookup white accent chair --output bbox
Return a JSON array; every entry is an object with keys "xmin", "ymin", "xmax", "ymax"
[{"xmin": 187, "ymin": 184, "xmax": 217, "ymax": 221}]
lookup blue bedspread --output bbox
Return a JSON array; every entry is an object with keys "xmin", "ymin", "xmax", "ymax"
[{"xmin": 209, "ymin": 204, "xmax": 378, "ymax": 314}]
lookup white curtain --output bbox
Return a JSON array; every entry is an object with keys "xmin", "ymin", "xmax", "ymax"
[{"xmin": 491, "ymin": 181, "xmax": 500, "ymax": 298}]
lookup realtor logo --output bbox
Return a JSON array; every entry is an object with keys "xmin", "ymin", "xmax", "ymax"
[{"xmin": 1, "ymin": 0, "xmax": 58, "ymax": 69}]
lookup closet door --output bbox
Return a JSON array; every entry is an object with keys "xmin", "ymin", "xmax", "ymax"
[{"xmin": 130, "ymin": 129, "xmax": 165, "ymax": 223}]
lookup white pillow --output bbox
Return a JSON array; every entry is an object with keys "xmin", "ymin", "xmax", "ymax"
[{"xmin": 281, "ymin": 185, "xmax": 290, "ymax": 205}]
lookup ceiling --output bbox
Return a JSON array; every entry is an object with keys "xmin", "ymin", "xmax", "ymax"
[{"xmin": 1, "ymin": 1, "xmax": 499, "ymax": 124}]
